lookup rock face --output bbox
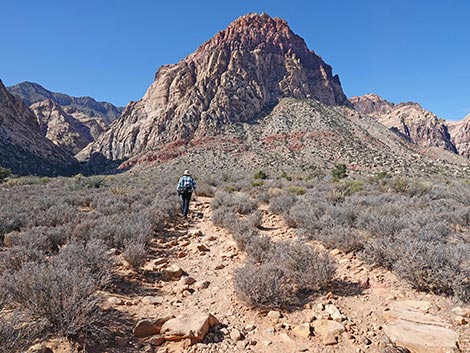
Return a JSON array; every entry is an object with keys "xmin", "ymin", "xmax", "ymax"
[
  {"xmin": 30, "ymin": 99, "xmax": 107, "ymax": 154},
  {"xmin": 79, "ymin": 13, "xmax": 350, "ymax": 162},
  {"xmin": 8, "ymin": 81, "xmax": 122, "ymax": 124},
  {"xmin": 0, "ymin": 80, "xmax": 77, "ymax": 175},
  {"xmin": 350, "ymin": 94, "xmax": 457, "ymax": 153},
  {"xmin": 449, "ymin": 114, "xmax": 470, "ymax": 158}
]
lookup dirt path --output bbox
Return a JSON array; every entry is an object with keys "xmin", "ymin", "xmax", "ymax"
[{"xmin": 100, "ymin": 196, "xmax": 469, "ymax": 353}]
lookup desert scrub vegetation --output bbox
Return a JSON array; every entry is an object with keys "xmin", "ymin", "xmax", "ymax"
[
  {"xmin": 0, "ymin": 169, "xmax": 181, "ymax": 351},
  {"xmin": 210, "ymin": 186, "xmax": 336, "ymax": 309}
]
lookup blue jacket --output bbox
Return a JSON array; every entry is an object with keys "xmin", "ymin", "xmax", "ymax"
[{"xmin": 177, "ymin": 175, "xmax": 196, "ymax": 193}]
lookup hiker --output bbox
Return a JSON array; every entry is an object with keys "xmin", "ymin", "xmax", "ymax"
[{"xmin": 176, "ymin": 170, "xmax": 197, "ymax": 219}]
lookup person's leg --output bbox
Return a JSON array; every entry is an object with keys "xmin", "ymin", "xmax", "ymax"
[{"xmin": 182, "ymin": 192, "xmax": 192, "ymax": 218}]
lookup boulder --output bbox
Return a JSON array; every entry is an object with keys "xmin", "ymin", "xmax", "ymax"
[
  {"xmin": 162, "ymin": 265, "xmax": 183, "ymax": 280},
  {"xmin": 311, "ymin": 319, "xmax": 345, "ymax": 339},
  {"xmin": 160, "ymin": 313, "xmax": 220, "ymax": 344},
  {"xmin": 292, "ymin": 323, "xmax": 311, "ymax": 338},
  {"xmin": 133, "ymin": 316, "xmax": 175, "ymax": 338}
]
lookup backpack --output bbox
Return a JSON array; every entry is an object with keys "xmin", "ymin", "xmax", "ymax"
[{"xmin": 178, "ymin": 177, "xmax": 193, "ymax": 194}]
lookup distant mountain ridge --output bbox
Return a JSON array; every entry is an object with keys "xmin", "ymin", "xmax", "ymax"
[
  {"xmin": 0, "ymin": 80, "xmax": 78, "ymax": 175},
  {"xmin": 7, "ymin": 81, "xmax": 123, "ymax": 124},
  {"xmin": 349, "ymin": 94, "xmax": 457, "ymax": 153}
]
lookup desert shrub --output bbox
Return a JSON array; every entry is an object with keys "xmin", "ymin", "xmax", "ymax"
[
  {"xmin": 244, "ymin": 235, "xmax": 275, "ymax": 263},
  {"xmin": 331, "ymin": 163, "xmax": 347, "ymax": 179},
  {"xmin": 269, "ymin": 193, "xmax": 297, "ymax": 215},
  {"xmin": 196, "ymin": 181, "xmax": 216, "ymax": 197},
  {"xmin": 255, "ymin": 190, "xmax": 271, "ymax": 205},
  {"xmin": 393, "ymin": 240, "xmax": 469, "ymax": 300},
  {"xmin": 75, "ymin": 174, "xmax": 107, "ymax": 189},
  {"xmin": 251, "ymin": 180, "xmax": 264, "ymax": 187},
  {"xmin": 1, "ymin": 260, "xmax": 102, "ymax": 339},
  {"xmin": 247, "ymin": 210, "xmax": 263, "ymax": 229},
  {"xmin": 123, "ymin": 240, "xmax": 148, "ymax": 268},
  {"xmin": 234, "ymin": 242, "xmax": 336, "ymax": 309},
  {"xmin": 309, "ymin": 225, "xmax": 364, "ymax": 253},
  {"xmin": 280, "ymin": 170, "xmax": 292, "ymax": 181},
  {"xmin": 226, "ymin": 219, "xmax": 260, "ymax": 251},
  {"xmin": 254, "ymin": 170, "xmax": 268, "ymax": 180},
  {"xmin": 335, "ymin": 180, "xmax": 364, "ymax": 196},
  {"xmin": 0, "ymin": 167, "xmax": 12, "ymax": 183},
  {"xmin": 211, "ymin": 206, "xmax": 237, "ymax": 228},
  {"xmin": 234, "ymin": 261, "xmax": 297, "ymax": 309},
  {"xmin": 387, "ymin": 177, "xmax": 431, "ymax": 197},
  {"xmin": 211, "ymin": 191, "xmax": 256, "ymax": 215},
  {"xmin": 0, "ymin": 312, "xmax": 47, "ymax": 353},
  {"xmin": 287, "ymin": 185, "xmax": 305, "ymax": 196},
  {"xmin": 0, "ymin": 245, "xmax": 45, "ymax": 273}
]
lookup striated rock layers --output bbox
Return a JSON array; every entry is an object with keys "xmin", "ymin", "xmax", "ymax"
[
  {"xmin": 8, "ymin": 81, "xmax": 122, "ymax": 125},
  {"xmin": 449, "ymin": 114, "xmax": 470, "ymax": 159},
  {"xmin": 31, "ymin": 99, "xmax": 107, "ymax": 154},
  {"xmin": 350, "ymin": 94, "xmax": 457, "ymax": 153},
  {"xmin": 0, "ymin": 80, "xmax": 77, "ymax": 175},
  {"xmin": 79, "ymin": 13, "xmax": 350, "ymax": 162}
]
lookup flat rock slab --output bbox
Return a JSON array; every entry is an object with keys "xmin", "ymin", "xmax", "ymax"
[
  {"xmin": 384, "ymin": 319, "xmax": 459, "ymax": 353},
  {"xmin": 384, "ymin": 301, "xmax": 460, "ymax": 353},
  {"xmin": 161, "ymin": 313, "xmax": 219, "ymax": 344},
  {"xmin": 133, "ymin": 316, "xmax": 175, "ymax": 338},
  {"xmin": 311, "ymin": 319, "xmax": 345, "ymax": 338}
]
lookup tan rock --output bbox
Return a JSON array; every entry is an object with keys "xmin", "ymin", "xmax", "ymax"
[
  {"xmin": 230, "ymin": 329, "xmax": 243, "ymax": 342},
  {"xmin": 322, "ymin": 332, "xmax": 337, "ymax": 346},
  {"xmin": 149, "ymin": 335, "xmax": 165, "ymax": 346},
  {"xmin": 27, "ymin": 344, "xmax": 53, "ymax": 353},
  {"xmin": 141, "ymin": 296, "xmax": 164, "ymax": 305},
  {"xmin": 267, "ymin": 310, "xmax": 282, "ymax": 322},
  {"xmin": 384, "ymin": 319, "xmax": 459, "ymax": 353},
  {"xmin": 179, "ymin": 276, "xmax": 196, "ymax": 285},
  {"xmin": 292, "ymin": 323, "xmax": 311, "ymax": 338},
  {"xmin": 163, "ymin": 265, "xmax": 183, "ymax": 280},
  {"xmin": 133, "ymin": 316, "xmax": 175, "ymax": 338},
  {"xmin": 451, "ymin": 306, "xmax": 470, "ymax": 318},
  {"xmin": 107, "ymin": 297, "xmax": 124, "ymax": 305},
  {"xmin": 311, "ymin": 319, "xmax": 345, "ymax": 338},
  {"xmin": 160, "ymin": 313, "xmax": 219, "ymax": 344},
  {"xmin": 195, "ymin": 281, "xmax": 210, "ymax": 290}
]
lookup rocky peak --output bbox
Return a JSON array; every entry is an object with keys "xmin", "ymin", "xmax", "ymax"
[
  {"xmin": 349, "ymin": 94, "xmax": 395, "ymax": 116},
  {"xmin": 80, "ymin": 13, "xmax": 350, "ymax": 162},
  {"xmin": 350, "ymin": 94, "xmax": 457, "ymax": 153}
]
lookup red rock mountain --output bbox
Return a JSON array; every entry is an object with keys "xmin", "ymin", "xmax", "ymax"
[
  {"xmin": 0, "ymin": 80, "xmax": 77, "ymax": 175},
  {"xmin": 79, "ymin": 13, "xmax": 350, "ymax": 162},
  {"xmin": 350, "ymin": 94, "xmax": 457, "ymax": 153}
]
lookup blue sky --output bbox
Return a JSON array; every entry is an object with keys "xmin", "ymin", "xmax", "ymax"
[{"xmin": 1, "ymin": 0, "xmax": 469, "ymax": 120}]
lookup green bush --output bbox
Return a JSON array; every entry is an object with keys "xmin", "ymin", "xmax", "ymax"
[
  {"xmin": 254, "ymin": 170, "xmax": 268, "ymax": 180},
  {"xmin": 331, "ymin": 163, "xmax": 347, "ymax": 179},
  {"xmin": 0, "ymin": 167, "xmax": 12, "ymax": 183}
]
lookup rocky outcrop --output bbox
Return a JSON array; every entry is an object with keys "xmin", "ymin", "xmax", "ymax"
[
  {"xmin": 449, "ymin": 114, "xmax": 470, "ymax": 158},
  {"xmin": 79, "ymin": 13, "xmax": 350, "ymax": 162},
  {"xmin": 350, "ymin": 94, "xmax": 457, "ymax": 153},
  {"xmin": 0, "ymin": 80, "xmax": 78, "ymax": 175},
  {"xmin": 30, "ymin": 99, "xmax": 107, "ymax": 154},
  {"xmin": 8, "ymin": 81, "xmax": 122, "ymax": 124}
]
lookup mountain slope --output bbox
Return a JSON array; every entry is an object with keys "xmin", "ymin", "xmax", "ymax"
[
  {"xmin": 123, "ymin": 98, "xmax": 469, "ymax": 178},
  {"xmin": 8, "ymin": 81, "xmax": 122, "ymax": 124},
  {"xmin": 449, "ymin": 114, "xmax": 470, "ymax": 159},
  {"xmin": 0, "ymin": 80, "xmax": 78, "ymax": 175},
  {"xmin": 30, "ymin": 99, "xmax": 107, "ymax": 154},
  {"xmin": 350, "ymin": 94, "xmax": 457, "ymax": 153},
  {"xmin": 78, "ymin": 13, "xmax": 350, "ymax": 162}
]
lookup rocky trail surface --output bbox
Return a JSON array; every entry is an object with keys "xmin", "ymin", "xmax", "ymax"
[{"xmin": 37, "ymin": 197, "xmax": 470, "ymax": 353}]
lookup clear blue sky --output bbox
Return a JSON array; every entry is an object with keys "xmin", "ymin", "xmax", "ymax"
[{"xmin": 1, "ymin": 0, "xmax": 469, "ymax": 120}]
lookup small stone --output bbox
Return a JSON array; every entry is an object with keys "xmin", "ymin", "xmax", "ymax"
[
  {"xmin": 195, "ymin": 281, "xmax": 210, "ymax": 290},
  {"xmin": 358, "ymin": 277, "xmax": 370, "ymax": 289},
  {"xmin": 323, "ymin": 332, "xmax": 338, "ymax": 345},
  {"xmin": 452, "ymin": 307, "xmax": 470, "ymax": 318},
  {"xmin": 263, "ymin": 340, "xmax": 272, "ymax": 346},
  {"xmin": 188, "ymin": 229, "xmax": 203, "ymax": 237},
  {"xmin": 154, "ymin": 258, "xmax": 168, "ymax": 265},
  {"xmin": 162, "ymin": 265, "xmax": 183, "ymax": 280},
  {"xmin": 197, "ymin": 244, "xmax": 210, "ymax": 252},
  {"xmin": 220, "ymin": 328, "xmax": 229, "ymax": 335},
  {"xmin": 267, "ymin": 310, "xmax": 282, "ymax": 322},
  {"xmin": 179, "ymin": 276, "xmax": 196, "ymax": 285},
  {"xmin": 245, "ymin": 324, "xmax": 256, "ymax": 331},
  {"xmin": 27, "ymin": 344, "xmax": 53, "ymax": 353},
  {"xmin": 142, "ymin": 296, "xmax": 164, "ymax": 305},
  {"xmin": 361, "ymin": 336, "xmax": 371, "ymax": 345},
  {"xmin": 230, "ymin": 329, "xmax": 243, "ymax": 342},
  {"xmin": 453, "ymin": 315, "xmax": 467, "ymax": 326},
  {"xmin": 292, "ymin": 323, "xmax": 311, "ymax": 338},
  {"xmin": 177, "ymin": 251, "xmax": 187, "ymax": 258},
  {"xmin": 214, "ymin": 263, "xmax": 225, "ymax": 270},
  {"xmin": 149, "ymin": 335, "xmax": 165, "ymax": 346},
  {"xmin": 141, "ymin": 344, "xmax": 154, "ymax": 353},
  {"xmin": 108, "ymin": 297, "xmax": 124, "ymax": 305}
]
